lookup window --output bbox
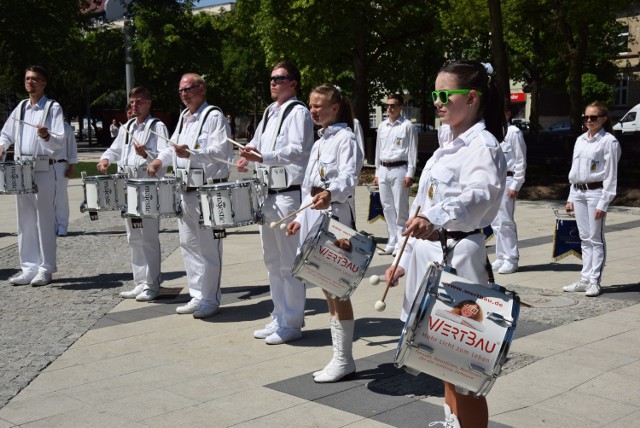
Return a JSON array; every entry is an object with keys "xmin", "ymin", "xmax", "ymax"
[
  {"xmin": 614, "ymin": 77, "xmax": 628, "ymax": 107},
  {"xmin": 369, "ymin": 109, "xmax": 378, "ymax": 128},
  {"xmin": 618, "ymin": 24, "xmax": 630, "ymax": 54}
]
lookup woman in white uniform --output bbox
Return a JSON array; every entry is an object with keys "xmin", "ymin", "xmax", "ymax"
[
  {"xmin": 286, "ymin": 83, "xmax": 359, "ymax": 383},
  {"xmin": 385, "ymin": 60, "xmax": 507, "ymax": 428},
  {"xmin": 563, "ymin": 101, "xmax": 620, "ymax": 297}
]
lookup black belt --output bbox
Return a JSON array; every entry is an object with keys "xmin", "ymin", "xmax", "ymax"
[
  {"xmin": 380, "ymin": 160, "xmax": 408, "ymax": 168},
  {"xmin": 444, "ymin": 229, "xmax": 481, "ymax": 240},
  {"xmin": 268, "ymin": 185, "xmax": 301, "ymax": 195},
  {"xmin": 507, "ymin": 171, "xmax": 514, "ymax": 177},
  {"xmin": 186, "ymin": 178, "xmax": 227, "ymax": 192},
  {"xmin": 573, "ymin": 181, "xmax": 603, "ymax": 191}
]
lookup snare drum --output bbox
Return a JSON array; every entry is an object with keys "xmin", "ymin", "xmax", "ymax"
[
  {"xmin": 80, "ymin": 173, "xmax": 127, "ymax": 212},
  {"xmin": 198, "ymin": 179, "xmax": 260, "ymax": 228},
  {"xmin": 124, "ymin": 177, "xmax": 181, "ymax": 218},
  {"xmin": 292, "ymin": 213, "xmax": 376, "ymax": 300},
  {"xmin": 395, "ymin": 262, "xmax": 520, "ymax": 396},
  {"xmin": 0, "ymin": 160, "xmax": 36, "ymax": 194}
]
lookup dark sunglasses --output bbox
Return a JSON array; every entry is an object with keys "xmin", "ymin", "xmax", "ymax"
[
  {"xmin": 385, "ymin": 103, "xmax": 401, "ymax": 110},
  {"xmin": 431, "ymin": 89, "xmax": 482, "ymax": 105},
  {"xmin": 270, "ymin": 75, "xmax": 291, "ymax": 84},
  {"xmin": 178, "ymin": 85, "xmax": 200, "ymax": 94},
  {"xmin": 582, "ymin": 114, "xmax": 606, "ymax": 122}
]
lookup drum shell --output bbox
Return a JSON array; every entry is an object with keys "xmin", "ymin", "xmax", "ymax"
[
  {"xmin": 0, "ymin": 160, "xmax": 36, "ymax": 194},
  {"xmin": 395, "ymin": 262, "xmax": 520, "ymax": 396},
  {"xmin": 82, "ymin": 174, "xmax": 127, "ymax": 211},
  {"xmin": 199, "ymin": 179, "xmax": 260, "ymax": 228},
  {"xmin": 124, "ymin": 178, "xmax": 181, "ymax": 218},
  {"xmin": 292, "ymin": 214, "xmax": 376, "ymax": 300}
]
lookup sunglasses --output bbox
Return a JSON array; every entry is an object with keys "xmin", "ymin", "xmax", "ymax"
[
  {"xmin": 582, "ymin": 114, "xmax": 606, "ymax": 122},
  {"xmin": 385, "ymin": 103, "xmax": 401, "ymax": 110},
  {"xmin": 432, "ymin": 89, "xmax": 482, "ymax": 105},
  {"xmin": 270, "ymin": 75, "xmax": 291, "ymax": 84},
  {"xmin": 178, "ymin": 85, "xmax": 200, "ymax": 94}
]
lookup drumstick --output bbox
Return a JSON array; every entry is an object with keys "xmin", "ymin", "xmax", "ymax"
[
  {"xmin": 120, "ymin": 126, "xmax": 155, "ymax": 160},
  {"xmin": 149, "ymin": 129, "xmax": 197, "ymax": 155},
  {"xmin": 227, "ymin": 137, "xmax": 261, "ymax": 157},
  {"xmin": 269, "ymin": 202, "xmax": 313, "ymax": 230},
  {"xmin": 12, "ymin": 118, "xmax": 62, "ymax": 138},
  {"xmin": 375, "ymin": 205, "xmax": 422, "ymax": 312}
]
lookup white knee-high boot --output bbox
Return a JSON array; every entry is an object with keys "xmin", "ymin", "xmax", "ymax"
[
  {"xmin": 314, "ymin": 319, "xmax": 355, "ymax": 383},
  {"xmin": 313, "ymin": 317, "xmax": 336, "ymax": 377},
  {"xmin": 429, "ymin": 404, "xmax": 460, "ymax": 428}
]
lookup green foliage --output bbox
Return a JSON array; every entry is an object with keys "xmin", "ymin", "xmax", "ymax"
[{"xmin": 582, "ymin": 73, "xmax": 614, "ymax": 106}]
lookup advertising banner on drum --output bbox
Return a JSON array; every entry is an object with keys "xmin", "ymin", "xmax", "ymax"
[
  {"xmin": 397, "ymin": 265, "xmax": 518, "ymax": 395},
  {"xmin": 293, "ymin": 215, "xmax": 375, "ymax": 300}
]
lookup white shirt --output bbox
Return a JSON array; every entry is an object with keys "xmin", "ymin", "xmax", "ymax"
[
  {"xmin": 101, "ymin": 116, "xmax": 168, "ymax": 170},
  {"xmin": 567, "ymin": 128, "xmax": 621, "ymax": 211},
  {"xmin": 157, "ymin": 102, "xmax": 232, "ymax": 181},
  {"xmin": 502, "ymin": 124, "xmax": 527, "ymax": 191},
  {"xmin": 62, "ymin": 122, "xmax": 78, "ymax": 164},
  {"xmin": 353, "ymin": 118, "xmax": 365, "ymax": 175},
  {"xmin": 399, "ymin": 121, "xmax": 507, "ymax": 268},
  {"xmin": 250, "ymin": 97, "xmax": 314, "ymax": 187},
  {"xmin": 0, "ymin": 96, "xmax": 65, "ymax": 158},
  {"xmin": 374, "ymin": 116, "xmax": 418, "ymax": 178}
]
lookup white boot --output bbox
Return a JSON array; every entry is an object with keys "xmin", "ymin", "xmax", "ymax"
[
  {"xmin": 428, "ymin": 404, "xmax": 461, "ymax": 428},
  {"xmin": 313, "ymin": 317, "xmax": 336, "ymax": 377},
  {"xmin": 313, "ymin": 319, "xmax": 356, "ymax": 383}
]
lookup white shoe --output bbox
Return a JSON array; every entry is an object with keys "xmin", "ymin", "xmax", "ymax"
[
  {"xmin": 136, "ymin": 286, "xmax": 160, "ymax": 302},
  {"xmin": 265, "ymin": 327, "xmax": 302, "ymax": 345},
  {"xmin": 254, "ymin": 319, "xmax": 278, "ymax": 339},
  {"xmin": 491, "ymin": 259, "xmax": 504, "ymax": 270},
  {"xmin": 428, "ymin": 404, "xmax": 461, "ymax": 428},
  {"xmin": 176, "ymin": 298, "xmax": 201, "ymax": 314},
  {"xmin": 585, "ymin": 282, "xmax": 601, "ymax": 297},
  {"xmin": 9, "ymin": 272, "xmax": 36, "ymax": 286},
  {"xmin": 314, "ymin": 319, "xmax": 355, "ymax": 383},
  {"xmin": 563, "ymin": 280, "xmax": 589, "ymax": 292},
  {"xmin": 119, "ymin": 283, "xmax": 145, "ymax": 299},
  {"xmin": 377, "ymin": 246, "xmax": 394, "ymax": 255},
  {"xmin": 498, "ymin": 261, "xmax": 518, "ymax": 274},
  {"xmin": 30, "ymin": 272, "xmax": 52, "ymax": 286},
  {"xmin": 193, "ymin": 301, "xmax": 220, "ymax": 318}
]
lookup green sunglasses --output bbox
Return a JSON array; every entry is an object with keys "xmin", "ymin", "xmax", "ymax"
[{"xmin": 432, "ymin": 89, "xmax": 482, "ymax": 104}]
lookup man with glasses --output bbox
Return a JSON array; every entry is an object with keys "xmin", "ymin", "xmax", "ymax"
[
  {"xmin": 98, "ymin": 86, "xmax": 169, "ymax": 302},
  {"xmin": 237, "ymin": 61, "xmax": 314, "ymax": 345},
  {"xmin": 374, "ymin": 94, "xmax": 417, "ymax": 256},
  {"xmin": 1, "ymin": 65, "xmax": 65, "ymax": 286},
  {"xmin": 148, "ymin": 73, "xmax": 232, "ymax": 318}
]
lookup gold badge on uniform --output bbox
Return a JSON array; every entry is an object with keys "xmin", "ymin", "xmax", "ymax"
[
  {"xmin": 590, "ymin": 160, "xmax": 599, "ymax": 171},
  {"xmin": 428, "ymin": 180, "xmax": 437, "ymax": 200},
  {"xmin": 319, "ymin": 162, "xmax": 326, "ymax": 180},
  {"xmin": 195, "ymin": 143, "xmax": 201, "ymax": 149},
  {"xmin": 395, "ymin": 138, "xmax": 402, "ymax": 146}
]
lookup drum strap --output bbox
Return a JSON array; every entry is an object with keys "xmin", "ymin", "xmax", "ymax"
[
  {"xmin": 14, "ymin": 98, "xmax": 55, "ymax": 160},
  {"xmin": 261, "ymin": 100, "xmax": 306, "ymax": 152},
  {"xmin": 172, "ymin": 105, "xmax": 222, "ymax": 176},
  {"xmin": 119, "ymin": 118, "xmax": 137, "ymax": 172}
]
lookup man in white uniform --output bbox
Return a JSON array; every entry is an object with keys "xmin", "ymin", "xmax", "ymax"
[
  {"xmin": 53, "ymin": 122, "xmax": 78, "ymax": 237},
  {"xmin": 374, "ymin": 94, "xmax": 417, "ymax": 256},
  {"xmin": 237, "ymin": 61, "xmax": 314, "ymax": 345},
  {"xmin": 148, "ymin": 73, "xmax": 232, "ymax": 319},
  {"xmin": 98, "ymin": 86, "xmax": 169, "ymax": 301},
  {"xmin": 1, "ymin": 65, "xmax": 65, "ymax": 286},
  {"xmin": 491, "ymin": 108, "xmax": 527, "ymax": 274}
]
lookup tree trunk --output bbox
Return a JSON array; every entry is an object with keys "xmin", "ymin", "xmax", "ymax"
[{"xmin": 487, "ymin": 0, "xmax": 509, "ymax": 101}]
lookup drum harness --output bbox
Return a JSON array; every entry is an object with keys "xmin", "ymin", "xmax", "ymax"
[
  {"xmin": 256, "ymin": 100, "xmax": 306, "ymax": 194},
  {"xmin": 14, "ymin": 98, "xmax": 55, "ymax": 167},
  {"xmin": 120, "ymin": 117, "xmax": 160, "ymax": 178}
]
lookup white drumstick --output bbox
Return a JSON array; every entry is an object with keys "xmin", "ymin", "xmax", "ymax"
[
  {"xmin": 121, "ymin": 126, "xmax": 154, "ymax": 160},
  {"xmin": 227, "ymin": 138, "xmax": 261, "ymax": 157},
  {"xmin": 269, "ymin": 202, "xmax": 313, "ymax": 230},
  {"xmin": 375, "ymin": 205, "xmax": 422, "ymax": 312},
  {"xmin": 149, "ymin": 129, "xmax": 196, "ymax": 155},
  {"xmin": 12, "ymin": 118, "xmax": 62, "ymax": 138}
]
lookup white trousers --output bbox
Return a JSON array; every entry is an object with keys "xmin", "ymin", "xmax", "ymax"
[
  {"xmin": 378, "ymin": 165, "xmax": 410, "ymax": 249},
  {"xmin": 572, "ymin": 188, "xmax": 606, "ymax": 284},
  {"xmin": 16, "ymin": 167, "xmax": 57, "ymax": 275},
  {"xmin": 259, "ymin": 191, "xmax": 306, "ymax": 329},
  {"xmin": 401, "ymin": 234, "xmax": 487, "ymax": 322},
  {"xmin": 53, "ymin": 162, "xmax": 70, "ymax": 229},
  {"xmin": 491, "ymin": 177, "xmax": 519, "ymax": 263},
  {"xmin": 178, "ymin": 192, "xmax": 222, "ymax": 305},
  {"xmin": 125, "ymin": 217, "xmax": 161, "ymax": 289}
]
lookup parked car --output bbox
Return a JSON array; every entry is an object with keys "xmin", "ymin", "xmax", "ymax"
[
  {"xmin": 548, "ymin": 120, "xmax": 571, "ymax": 133},
  {"xmin": 413, "ymin": 123, "xmax": 435, "ymax": 133},
  {"xmin": 612, "ymin": 103, "xmax": 640, "ymax": 135}
]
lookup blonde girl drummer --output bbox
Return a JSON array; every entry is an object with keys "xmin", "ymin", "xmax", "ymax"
[{"xmin": 285, "ymin": 83, "xmax": 359, "ymax": 383}]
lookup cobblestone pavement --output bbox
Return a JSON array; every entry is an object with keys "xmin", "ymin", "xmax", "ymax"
[{"xmin": 0, "ymin": 213, "xmax": 180, "ymax": 408}]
